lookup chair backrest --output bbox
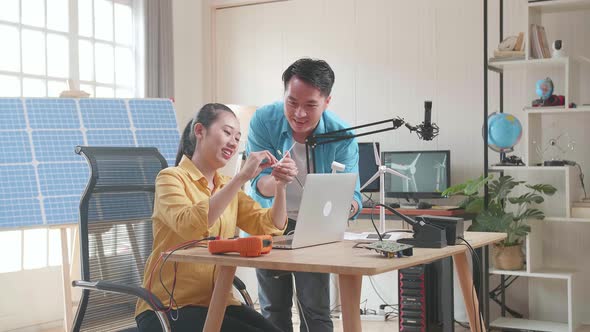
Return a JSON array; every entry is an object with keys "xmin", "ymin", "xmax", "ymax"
[{"xmin": 73, "ymin": 146, "xmax": 168, "ymax": 332}]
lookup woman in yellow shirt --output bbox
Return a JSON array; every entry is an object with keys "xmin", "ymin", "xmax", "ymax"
[{"xmin": 135, "ymin": 103, "xmax": 296, "ymax": 331}]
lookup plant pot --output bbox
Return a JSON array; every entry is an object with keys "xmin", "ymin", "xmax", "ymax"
[{"xmin": 492, "ymin": 243, "xmax": 525, "ymax": 270}]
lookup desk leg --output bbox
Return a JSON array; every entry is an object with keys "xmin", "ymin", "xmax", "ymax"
[
  {"xmin": 454, "ymin": 251, "xmax": 486, "ymax": 332},
  {"xmin": 338, "ymin": 274, "xmax": 362, "ymax": 332},
  {"xmin": 204, "ymin": 265, "xmax": 236, "ymax": 332}
]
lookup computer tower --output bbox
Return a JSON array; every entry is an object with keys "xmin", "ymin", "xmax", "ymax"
[{"xmin": 398, "ymin": 257, "xmax": 454, "ymax": 332}]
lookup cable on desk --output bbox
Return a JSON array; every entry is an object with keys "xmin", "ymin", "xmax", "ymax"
[{"xmin": 369, "ymin": 206, "xmax": 383, "ymax": 241}]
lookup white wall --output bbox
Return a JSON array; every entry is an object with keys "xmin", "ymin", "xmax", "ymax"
[
  {"xmin": 212, "ymin": 0, "xmax": 486, "ymax": 187},
  {"xmin": 172, "ymin": 0, "xmax": 213, "ymax": 130}
]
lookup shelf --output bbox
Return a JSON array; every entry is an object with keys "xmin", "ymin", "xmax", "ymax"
[
  {"xmin": 489, "ymin": 165, "xmax": 572, "ymax": 171},
  {"xmin": 529, "ymin": 0, "xmax": 590, "ymax": 13},
  {"xmin": 490, "ymin": 268, "xmax": 575, "ymax": 280},
  {"xmin": 524, "ymin": 106, "xmax": 590, "ymax": 114},
  {"xmin": 489, "ymin": 57, "xmax": 566, "ymax": 72},
  {"xmin": 488, "ymin": 56, "xmax": 590, "ymax": 72},
  {"xmin": 491, "ymin": 317, "xmax": 569, "ymax": 332},
  {"xmin": 544, "ymin": 216, "xmax": 590, "ymax": 223}
]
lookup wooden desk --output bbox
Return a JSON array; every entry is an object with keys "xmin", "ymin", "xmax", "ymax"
[
  {"xmin": 168, "ymin": 231, "xmax": 506, "ymax": 332},
  {"xmin": 360, "ymin": 207, "xmax": 469, "ymax": 217}
]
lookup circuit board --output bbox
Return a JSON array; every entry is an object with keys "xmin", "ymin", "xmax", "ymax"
[{"xmin": 364, "ymin": 241, "xmax": 414, "ymax": 258}]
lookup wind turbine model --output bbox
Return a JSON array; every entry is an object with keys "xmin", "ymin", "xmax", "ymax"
[
  {"xmin": 434, "ymin": 154, "xmax": 447, "ymax": 192},
  {"xmin": 360, "ymin": 142, "xmax": 411, "ymax": 233},
  {"xmin": 388, "ymin": 153, "xmax": 421, "ymax": 192}
]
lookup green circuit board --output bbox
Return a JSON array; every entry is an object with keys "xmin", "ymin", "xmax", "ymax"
[{"xmin": 364, "ymin": 241, "xmax": 414, "ymax": 258}]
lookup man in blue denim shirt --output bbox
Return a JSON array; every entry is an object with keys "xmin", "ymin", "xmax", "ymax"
[{"xmin": 246, "ymin": 58, "xmax": 362, "ymax": 332}]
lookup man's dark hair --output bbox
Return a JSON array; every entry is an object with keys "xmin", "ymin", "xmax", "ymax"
[{"xmin": 282, "ymin": 58, "xmax": 335, "ymax": 97}]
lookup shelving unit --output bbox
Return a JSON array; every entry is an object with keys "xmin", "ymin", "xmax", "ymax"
[{"xmin": 484, "ymin": 1, "xmax": 590, "ymax": 331}]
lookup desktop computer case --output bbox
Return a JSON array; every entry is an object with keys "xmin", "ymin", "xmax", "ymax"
[{"xmin": 398, "ymin": 258, "xmax": 454, "ymax": 332}]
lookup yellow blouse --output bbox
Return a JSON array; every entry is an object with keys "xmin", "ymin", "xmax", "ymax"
[{"xmin": 136, "ymin": 156, "xmax": 285, "ymax": 316}]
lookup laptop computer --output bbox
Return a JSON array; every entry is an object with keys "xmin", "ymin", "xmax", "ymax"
[{"xmin": 273, "ymin": 173, "xmax": 357, "ymax": 249}]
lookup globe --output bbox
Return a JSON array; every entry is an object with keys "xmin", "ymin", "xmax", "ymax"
[{"xmin": 487, "ymin": 112, "xmax": 522, "ymax": 153}]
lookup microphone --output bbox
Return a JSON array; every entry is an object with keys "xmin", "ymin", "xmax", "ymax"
[
  {"xmin": 405, "ymin": 101, "xmax": 439, "ymax": 141},
  {"xmin": 424, "ymin": 100, "xmax": 432, "ymax": 127}
]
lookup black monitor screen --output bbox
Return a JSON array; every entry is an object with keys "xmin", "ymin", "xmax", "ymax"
[
  {"xmin": 382, "ymin": 150, "xmax": 450, "ymax": 199},
  {"xmin": 358, "ymin": 142, "xmax": 380, "ymax": 192}
]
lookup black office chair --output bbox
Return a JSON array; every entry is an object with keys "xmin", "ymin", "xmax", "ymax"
[{"xmin": 71, "ymin": 146, "xmax": 253, "ymax": 332}]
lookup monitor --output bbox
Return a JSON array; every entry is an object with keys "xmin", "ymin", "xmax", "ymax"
[
  {"xmin": 381, "ymin": 150, "xmax": 450, "ymax": 199},
  {"xmin": 358, "ymin": 142, "xmax": 380, "ymax": 192}
]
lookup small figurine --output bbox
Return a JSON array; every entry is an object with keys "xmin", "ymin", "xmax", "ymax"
[
  {"xmin": 501, "ymin": 155, "xmax": 525, "ymax": 166},
  {"xmin": 532, "ymin": 77, "xmax": 565, "ymax": 107},
  {"xmin": 536, "ymin": 77, "xmax": 554, "ymax": 101}
]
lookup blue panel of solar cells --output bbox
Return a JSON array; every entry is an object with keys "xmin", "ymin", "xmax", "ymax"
[
  {"xmin": 86, "ymin": 129, "xmax": 135, "ymax": 146},
  {"xmin": 0, "ymin": 98, "xmax": 26, "ymax": 130},
  {"xmin": 38, "ymin": 163, "xmax": 88, "ymax": 196},
  {"xmin": 0, "ymin": 165, "xmax": 38, "ymax": 200},
  {"xmin": 135, "ymin": 129, "xmax": 179, "ymax": 165},
  {"xmin": 44, "ymin": 196, "xmax": 81, "ymax": 225},
  {"xmin": 0, "ymin": 98, "xmax": 179, "ymax": 228},
  {"xmin": 0, "ymin": 199, "xmax": 43, "ymax": 228},
  {"xmin": 79, "ymin": 99, "xmax": 130, "ymax": 129},
  {"xmin": 0, "ymin": 131, "xmax": 32, "ymax": 164},
  {"xmin": 27, "ymin": 98, "xmax": 80, "ymax": 129},
  {"xmin": 32, "ymin": 131, "xmax": 86, "ymax": 162},
  {"xmin": 129, "ymin": 99, "xmax": 177, "ymax": 129}
]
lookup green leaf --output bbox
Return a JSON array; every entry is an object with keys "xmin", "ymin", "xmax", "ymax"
[
  {"xmin": 516, "ymin": 208, "xmax": 545, "ymax": 220},
  {"xmin": 525, "ymin": 183, "xmax": 557, "ymax": 196},
  {"xmin": 441, "ymin": 175, "xmax": 492, "ymax": 197},
  {"xmin": 465, "ymin": 197, "xmax": 484, "ymax": 213},
  {"xmin": 464, "ymin": 175, "xmax": 493, "ymax": 196},
  {"xmin": 489, "ymin": 175, "xmax": 523, "ymax": 201},
  {"xmin": 508, "ymin": 192, "xmax": 544, "ymax": 205},
  {"xmin": 474, "ymin": 210, "xmax": 514, "ymax": 233},
  {"xmin": 440, "ymin": 183, "xmax": 468, "ymax": 197}
]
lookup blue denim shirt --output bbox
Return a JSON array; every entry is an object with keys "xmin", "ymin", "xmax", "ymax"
[{"xmin": 246, "ymin": 101, "xmax": 362, "ymax": 219}]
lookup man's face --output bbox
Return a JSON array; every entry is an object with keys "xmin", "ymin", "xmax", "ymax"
[{"xmin": 283, "ymin": 76, "xmax": 331, "ymax": 138}]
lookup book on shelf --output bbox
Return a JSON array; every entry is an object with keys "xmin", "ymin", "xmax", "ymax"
[
  {"xmin": 514, "ymin": 32, "xmax": 525, "ymax": 52},
  {"xmin": 490, "ymin": 50, "xmax": 525, "ymax": 62},
  {"xmin": 530, "ymin": 24, "xmax": 551, "ymax": 59},
  {"xmin": 493, "ymin": 50, "xmax": 525, "ymax": 58}
]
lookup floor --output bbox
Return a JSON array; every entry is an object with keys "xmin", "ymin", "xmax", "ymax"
[
  {"xmin": 41, "ymin": 321, "xmax": 471, "ymax": 332},
  {"xmin": 38, "ymin": 316, "xmax": 403, "ymax": 332}
]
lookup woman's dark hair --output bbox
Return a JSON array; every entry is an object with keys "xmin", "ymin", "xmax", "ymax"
[
  {"xmin": 175, "ymin": 103, "xmax": 235, "ymax": 166},
  {"xmin": 282, "ymin": 58, "xmax": 335, "ymax": 97}
]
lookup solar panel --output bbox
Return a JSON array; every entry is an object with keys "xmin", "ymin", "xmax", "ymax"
[{"xmin": 0, "ymin": 98, "xmax": 179, "ymax": 229}]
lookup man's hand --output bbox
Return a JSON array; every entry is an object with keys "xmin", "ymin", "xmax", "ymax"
[{"xmin": 271, "ymin": 152, "xmax": 298, "ymax": 186}]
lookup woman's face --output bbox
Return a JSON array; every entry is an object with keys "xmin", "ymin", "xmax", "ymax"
[{"xmin": 195, "ymin": 111, "xmax": 241, "ymax": 169}]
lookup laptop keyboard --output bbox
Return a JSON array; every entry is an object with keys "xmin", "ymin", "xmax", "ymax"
[{"xmin": 273, "ymin": 234, "xmax": 294, "ymax": 243}]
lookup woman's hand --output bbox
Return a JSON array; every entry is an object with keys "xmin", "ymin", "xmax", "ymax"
[
  {"xmin": 271, "ymin": 152, "xmax": 298, "ymax": 186},
  {"xmin": 237, "ymin": 151, "xmax": 278, "ymax": 182}
]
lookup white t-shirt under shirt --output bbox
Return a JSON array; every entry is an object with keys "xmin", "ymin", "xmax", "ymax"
[{"xmin": 286, "ymin": 142, "xmax": 308, "ymax": 221}]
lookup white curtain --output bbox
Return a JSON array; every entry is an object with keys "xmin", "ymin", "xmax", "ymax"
[{"xmin": 144, "ymin": 0, "xmax": 174, "ymax": 98}]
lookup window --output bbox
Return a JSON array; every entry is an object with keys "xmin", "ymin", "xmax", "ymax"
[
  {"xmin": 0, "ymin": 0, "xmax": 143, "ymax": 98},
  {"xmin": 0, "ymin": 228, "xmax": 73, "ymax": 273},
  {"xmin": 0, "ymin": 0, "xmax": 143, "ymax": 273}
]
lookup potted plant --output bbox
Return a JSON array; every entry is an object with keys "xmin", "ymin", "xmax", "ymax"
[{"xmin": 441, "ymin": 175, "xmax": 556, "ymax": 270}]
